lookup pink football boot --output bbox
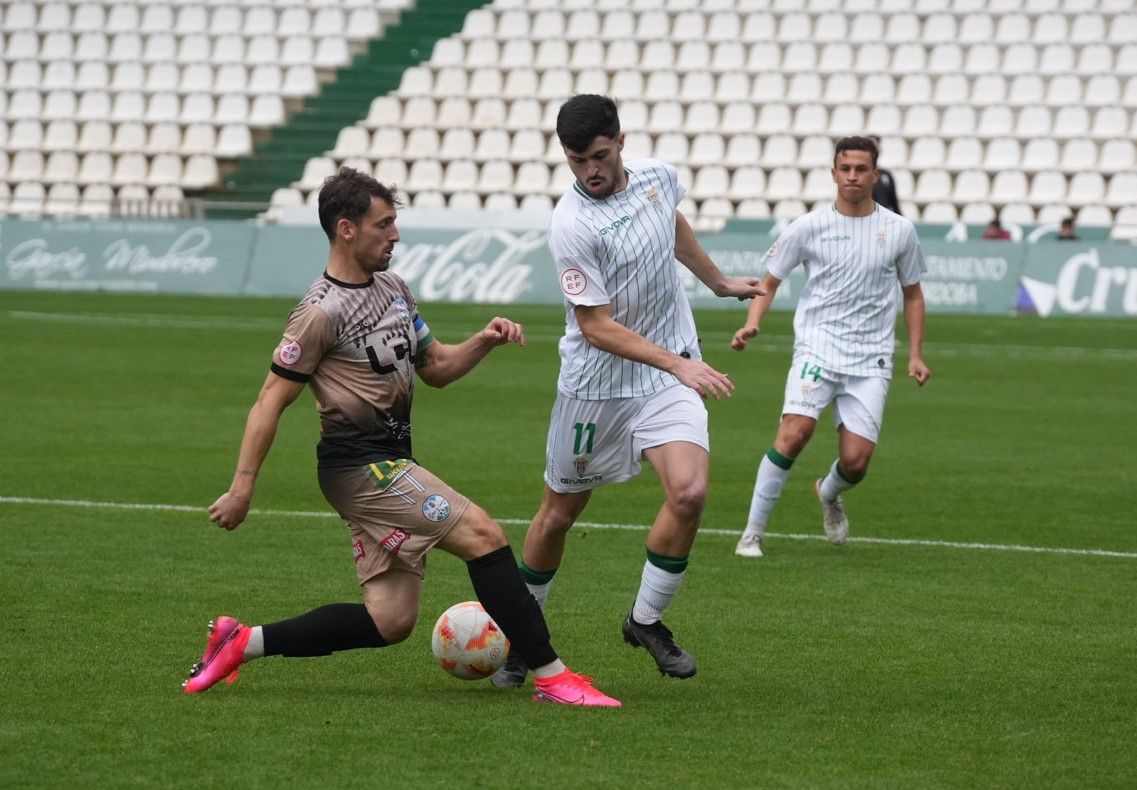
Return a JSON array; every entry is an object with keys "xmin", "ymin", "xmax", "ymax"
[
  {"xmin": 182, "ymin": 616, "xmax": 251, "ymax": 694},
  {"xmin": 533, "ymin": 669, "xmax": 621, "ymax": 707}
]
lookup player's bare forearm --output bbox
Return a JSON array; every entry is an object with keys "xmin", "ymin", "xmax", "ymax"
[
  {"xmin": 416, "ymin": 317, "xmax": 524, "ymax": 388},
  {"xmin": 731, "ymin": 274, "xmax": 781, "ymax": 350},
  {"xmin": 576, "ymin": 305, "xmax": 677, "ymax": 371},
  {"xmin": 576, "ymin": 305, "xmax": 735, "ymax": 399},
  {"xmin": 674, "ymin": 214, "xmax": 764, "ymax": 300},
  {"xmin": 674, "ymin": 213, "xmax": 723, "ymax": 289},
  {"xmin": 211, "ymin": 373, "xmax": 304, "ymax": 529},
  {"xmin": 902, "ymin": 282, "xmax": 931, "ymax": 385}
]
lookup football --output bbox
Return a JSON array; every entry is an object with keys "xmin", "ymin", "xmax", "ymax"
[{"xmin": 431, "ymin": 601, "xmax": 509, "ymax": 680}]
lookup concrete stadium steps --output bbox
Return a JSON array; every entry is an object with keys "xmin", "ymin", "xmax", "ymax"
[{"xmin": 200, "ymin": 0, "xmax": 487, "ymax": 219}]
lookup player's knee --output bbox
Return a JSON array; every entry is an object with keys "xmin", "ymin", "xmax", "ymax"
[
  {"xmin": 533, "ymin": 504, "xmax": 577, "ymax": 536},
  {"xmin": 777, "ymin": 422, "xmax": 815, "ymax": 456},
  {"xmin": 843, "ymin": 458, "xmax": 871, "ymax": 482},
  {"xmin": 367, "ymin": 605, "xmax": 416, "ymax": 644},
  {"xmin": 667, "ymin": 479, "xmax": 707, "ymax": 520},
  {"xmin": 460, "ymin": 504, "xmax": 510, "ymax": 554}
]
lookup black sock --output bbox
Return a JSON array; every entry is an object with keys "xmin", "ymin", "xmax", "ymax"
[
  {"xmin": 467, "ymin": 546, "xmax": 558, "ymax": 671},
  {"xmin": 262, "ymin": 603, "xmax": 386, "ymax": 658}
]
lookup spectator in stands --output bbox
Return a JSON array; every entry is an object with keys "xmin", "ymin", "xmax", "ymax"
[
  {"xmin": 182, "ymin": 168, "xmax": 620, "ymax": 707},
  {"xmin": 729, "ymin": 136, "xmax": 929, "ymax": 559},
  {"xmin": 982, "ymin": 216, "xmax": 1012, "ymax": 241},
  {"xmin": 1057, "ymin": 217, "xmax": 1080, "ymax": 241},
  {"xmin": 869, "ymin": 135, "xmax": 902, "ymax": 215},
  {"xmin": 490, "ymin": 94, "xmax": 764, "ymax": 688}
]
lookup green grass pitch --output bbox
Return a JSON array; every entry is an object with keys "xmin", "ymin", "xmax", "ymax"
[{"xmin": 2, "ymin": 290, "xmax": 1136, "ymax": 789}]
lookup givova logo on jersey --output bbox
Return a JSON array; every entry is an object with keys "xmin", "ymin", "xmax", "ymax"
[{"xmin": 599, "ymin": 216, "xmax": 631, "ymax": 236}]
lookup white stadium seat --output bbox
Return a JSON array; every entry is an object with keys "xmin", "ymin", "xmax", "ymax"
[
  {"xmin": 1104, "ymin": 173, "xmax": 1137, "ymax": 208},
  {"xmin": 728, "ymin": 166, "xmax": 767, "ymax": 201},
  {"xmin": 945, "ymin": 138, "xmax": 983, "ymax": 171},
  {"xmin": 914, "ymin": 169, "xmax": 952, "ymax": 203},
  {"xmin": 1098, "ymin": 140, "xmax": 1136, "ymax": 175},
  {"xmin": 952, "ymin": 170, "xmax": 991, "ymax": 204},
  {"xmin": 1066, "ymin": 172, "xmax": 1106, "ymax": 206},
  {"xmin": 1028, "ymin": 171, "xmax": 1066, "ymax": 205}
]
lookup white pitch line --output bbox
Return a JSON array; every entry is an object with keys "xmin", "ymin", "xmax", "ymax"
[
  {"xmin": 9, "ymin": 309, "xmax": 1137, "ymax": 361},
  {"xmin": 2, "ymin": 495, "xmax": 1135, "ymax": 560},
  {"xmin": 6, "ymin": 310, "xmax": 283, "ymax": 331}
]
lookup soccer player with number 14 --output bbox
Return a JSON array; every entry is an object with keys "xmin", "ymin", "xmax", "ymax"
[{"xmin": 731, "ymin": 136, "xmax": 931, "ymax": 558}]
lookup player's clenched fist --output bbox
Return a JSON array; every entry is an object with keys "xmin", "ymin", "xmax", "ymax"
[{"xmin": 208, "ymin": 491, "xmax": 250, "ymax": 531}]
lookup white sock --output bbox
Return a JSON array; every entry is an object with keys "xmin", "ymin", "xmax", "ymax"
[
  {"xmin": 525, "ymin": 581, "xmax": 551, "ymax": 608},
  {"xmin": 243, "ymin": 625, "xmax": 265, "ymax": 660},
  {"xmin": 746, "ymin": 450, "xmax": 793, "ymax": 535},
  {"xmin": 632, "ymin": 559, "xmax": 687, "ymax": 625},
  {"xmin": 531, "ymin": 659, "xmax": 567, "ymax": 679},
  {"xmin": 819, "ymin": 460, "xmax": 856, "ymax": 501}
]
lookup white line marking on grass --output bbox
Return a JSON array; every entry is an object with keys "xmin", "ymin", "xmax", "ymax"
[
  {"xmin": 3, "ymin": 496, "xmax": 1135, "ymax": 560},
  {"xmin": 6, "ymin": 310, "xmax": 282, "ymax": 331},
  {"xmin": 11, "ymin": 310, "xmax": 1135, "ymax": 361}
]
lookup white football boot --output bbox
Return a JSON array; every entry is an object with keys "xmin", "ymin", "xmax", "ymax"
[
  {"xmin": 734, "ymin": 531, "xmax": 765, "ymax": 558},
  {"xmin": 815, "ymin": 478, "xmax": 849, "ymax": 545}
]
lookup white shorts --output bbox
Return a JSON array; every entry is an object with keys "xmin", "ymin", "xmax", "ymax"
[
  {"xmin": 781, "ymin": 358, "xmax": 891, "ymax": 444},
  {"xmin": 544, "ymin": 385, "xmax": 709, "ymax": 493}
]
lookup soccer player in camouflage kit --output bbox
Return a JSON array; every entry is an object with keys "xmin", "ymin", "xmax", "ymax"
[
  {"xmin": 731, "ymin": 137, "xmax": 931, "ymax": 559},
  {"xmin": 183, "ymin": 167, "xmax": 620, "ymax": 707}
]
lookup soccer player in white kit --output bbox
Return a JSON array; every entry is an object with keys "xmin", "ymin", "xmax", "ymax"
[
  {"xmin": 730, "ymin": 136, "xmax": 931, "ymax": 558},
  {"xmin": 492, "ymin": 95, "xmax": 764, "ymax": 685}
]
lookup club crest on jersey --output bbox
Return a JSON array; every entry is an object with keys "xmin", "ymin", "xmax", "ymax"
[
  {"xmin": 392, "ymin": 296, "xmax": 411, "ymax": 322},
  {"xmin": 644, "ymin": 186, "xmax": 663, "ymax": 212},
  {"xmin": 422, "ymin": 495, "xmax": 451, "ymax": 522},
  {"xmin": 561, "ymin": 268, "xmax": 587, "ymax": 296},
  {"xmin": 278, "ymin": 339, "xmax": 302, "ymax": 366},
  {"xmin": 876, "ymin": 230, "xmax": 887, "ymax": 247},
  {"xmin": 380, "ymin": 528, "xmax": 411, "ymax": 554},
  {"xmin": 574, "ymin": 455, "xmax": 588, "ymax": 477}
]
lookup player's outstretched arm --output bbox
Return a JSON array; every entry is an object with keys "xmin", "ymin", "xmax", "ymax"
[
  {"xmin": 731, "ymin": 273, "xmax": 782, "ymax": 350},
  {"xmin": 901, "ymin": 282, "xmax": 931, "ymax": 386},
  {"xmin": 415, "ymin": 317, "xmax": 525, "ymax": 389},
  {"xmin": 209, "ymin": 372, "xmax": 306, "ymax": 531},
  {"xmin": 674, "ymin": 212, "xmax": 765, "ymax": 300},
  {"xmin": 575, "ymin": 304, "xmax": 734, "ymax": 399}
]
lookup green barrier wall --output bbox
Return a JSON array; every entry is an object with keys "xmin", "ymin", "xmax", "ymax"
[
  {"xmin": 1017, "ymin": 243, "xmax": 1137, "ymax": 317},
  {"xmin": 0, "ymin": 219, "xmax": 256, "ymax": 294},
  {"xmin": 2, "ymin": 218, "xmax": 1134, "ymax": 317}
]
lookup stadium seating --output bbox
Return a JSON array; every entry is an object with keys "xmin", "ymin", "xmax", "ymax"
[
  {"xmin": 318, "ymin": 1, "xmax": 1137, "ymax": 231},
  {"xmin": 1, "ymin": 0, "xmax": 1134, "ymax": 236},
  {"xmin": 1, "ymin": 0, "xmax": 401, "ymax": 215}
]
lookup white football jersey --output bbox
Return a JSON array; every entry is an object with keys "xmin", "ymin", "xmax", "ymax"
[
  {"xmin": 765, "ymin": 203, "xmax": 926, "ymax": 377},
  {"xmin": 548, "ymin": 158, "xmax": 700, "ymax": 400}
]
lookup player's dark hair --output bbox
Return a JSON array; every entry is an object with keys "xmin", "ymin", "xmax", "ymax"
[
  {"xmin": 556, "ymin": 94, "xmax": 621, "ymax": 153},
  {"xmin": 834, "ymin": 136, "xmax": 879, "ymax": 168},
  {"xmin": 317, "ymin": 167, "xmax": 401, "ymax": 242}
]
